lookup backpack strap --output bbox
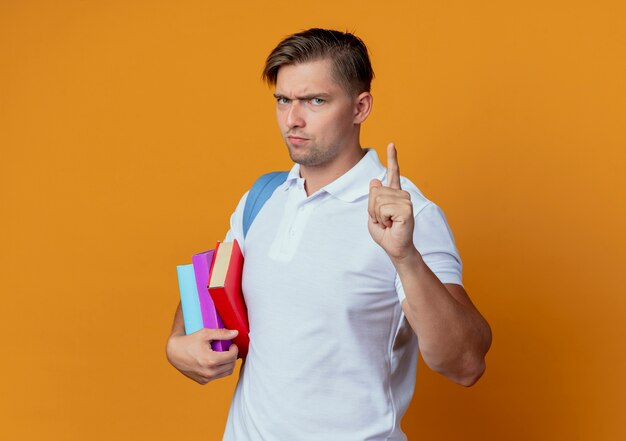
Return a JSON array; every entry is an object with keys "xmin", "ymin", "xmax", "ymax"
[{"xmin": 243, "ymin": 171, "xmax": 289, "ymax": 238}]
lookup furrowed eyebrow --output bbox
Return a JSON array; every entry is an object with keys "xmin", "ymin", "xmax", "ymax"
[{"xmin": 273, "ymin": 93, "xmax": 331, "ymax": 100}]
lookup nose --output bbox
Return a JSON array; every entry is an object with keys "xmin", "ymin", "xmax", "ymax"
[{"xmin": 286, "ymin": 100, "xmax": 305, "ymax": 129}]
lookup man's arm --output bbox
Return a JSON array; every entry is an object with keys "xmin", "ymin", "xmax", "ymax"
[
  {"xmin": 394, "ymin": 251, "xmax": 491, "ymax": 386},
  {"xmin": 368, "ymin": 143, "xmax": 491, "ymax": 386},
  {"xmin": 166, "ymin": 302, "xmax": 240, "ymax": 384}
]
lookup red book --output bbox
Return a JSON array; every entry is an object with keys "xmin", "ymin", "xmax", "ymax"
[{"xmin": 208, "ymin": 240, "xmax": 249, "ymax": 358}]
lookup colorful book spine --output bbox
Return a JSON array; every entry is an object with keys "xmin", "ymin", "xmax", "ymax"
[
  {"xmin": 176, "ymin": 264, "xmax": 204, "ymax": 335},
  {"xmin": 208, "ymin": 240, "xmax": 250, "ymax": 359},
  {"xmin": 192, "ymin": 250, "xmax": 230, "ymax": 351}
]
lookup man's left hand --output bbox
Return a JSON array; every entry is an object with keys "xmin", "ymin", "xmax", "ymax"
[{"xmin": 368, "ymin": 143, "xmax": 416, "ymax": 261}]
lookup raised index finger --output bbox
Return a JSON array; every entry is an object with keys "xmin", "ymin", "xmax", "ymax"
[{"xmin": 386, "ymin": 142, "xmax": 401, "ymax": 189}]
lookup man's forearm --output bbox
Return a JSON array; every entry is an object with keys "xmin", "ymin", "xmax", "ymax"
[
  {"xmin": 170, "ymin": 302, "xmax": 185, "ymax": 337},
  {"xmin": 394, "ymin": 247, "xmax": 491, "ymax": 386}
]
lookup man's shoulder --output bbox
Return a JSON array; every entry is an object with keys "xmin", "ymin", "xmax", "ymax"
[
  {"xmin": 398, "ymin": 175, "xmax": 433, "ymax": 215},
  {"xmin": 242, "ymin": 171, "xmax": 290, "ymax": 237}
]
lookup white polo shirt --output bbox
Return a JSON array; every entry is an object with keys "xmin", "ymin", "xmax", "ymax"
[{"xmin": 222, "ymin": 149, "xmax": 462, "ymax": 441}]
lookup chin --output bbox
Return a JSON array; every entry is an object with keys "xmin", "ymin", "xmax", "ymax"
[
  {"xmin": 285, "ymin": 141, "xmax": 337, "ymax": 168},
  {"xmin": 286, "ymin": 145, "xmax": 310, "ymax": 165},
  {"xmin": 288, "ymin": 151, "xmax": 312, "ymax": 166},
  {"xmin": 287, "ymin": 149, "xmax": 317, "ymax": 167}
]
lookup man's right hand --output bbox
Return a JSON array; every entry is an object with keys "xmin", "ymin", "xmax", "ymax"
[{"xmin": 166, "ymin": 328, "xmax": 239, "ymax": 385}]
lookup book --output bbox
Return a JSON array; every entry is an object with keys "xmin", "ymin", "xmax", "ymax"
[
  {"xmin": 176, "ymin": 264, "xmax": 204, "ymax": 335},
  {"xmin": 208, "ymin": 240, "xmax": 250, "ymax": 359},
  {"xmin": 192, "ymin": 250, "xmax": 231, "ymax": 352}
]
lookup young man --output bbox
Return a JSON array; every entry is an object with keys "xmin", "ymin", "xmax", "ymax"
[{"xmin": 167, "ymin": 28, "xmax": 491, "ymax": 440}]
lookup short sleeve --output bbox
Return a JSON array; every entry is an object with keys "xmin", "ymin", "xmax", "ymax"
[
  {"xmin": 223, "ymin": 191, "xmax": 249, "ymax": 255},
  {"xmin": 395, "ymin": 202, "xmax": 463, "ymax": 303}
]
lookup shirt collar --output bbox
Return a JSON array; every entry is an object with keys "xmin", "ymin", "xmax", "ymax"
[{"xmin": 284, "ymin": 148, "xmax": 387, "ymax": 203}]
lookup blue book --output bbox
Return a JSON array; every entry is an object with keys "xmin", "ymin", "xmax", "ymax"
[{"xmin": 176, "ymin": 264, "xmax": 204, "ymax": 335}]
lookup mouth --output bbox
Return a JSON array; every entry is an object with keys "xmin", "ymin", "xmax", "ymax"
[{"xmin": 287, "ymin": 135, "xmax": 309, "ymax": 145}]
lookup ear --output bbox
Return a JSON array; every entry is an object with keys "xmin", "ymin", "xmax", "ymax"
[{"xmin": 353, "ymin": 91, "xmax": 373, "ymax": 124}]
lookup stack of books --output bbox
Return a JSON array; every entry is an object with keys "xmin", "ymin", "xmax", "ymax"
[{"xmin": 176, "ymin": 240, "xmax": 249, "ymax": 358}]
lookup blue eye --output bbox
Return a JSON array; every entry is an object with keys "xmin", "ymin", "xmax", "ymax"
[
  {"xmin": 276, "ymin": 96, "xmax": 290, "ymax": 105},
  {"xmin": 310, "ymin": 98, "xmax": 325, "ymax": 106}
]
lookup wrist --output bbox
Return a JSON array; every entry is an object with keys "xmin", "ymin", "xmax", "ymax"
[{"xmin": 391, "ymin": 246, "xmax": 424, "ymax": 273}]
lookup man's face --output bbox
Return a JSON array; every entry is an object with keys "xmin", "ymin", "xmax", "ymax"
[{"xmin": 274, "ymin": 58, "xmax": 358, "ymax": 168}]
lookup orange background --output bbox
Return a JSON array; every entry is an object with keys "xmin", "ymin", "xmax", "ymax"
[{"xmin": 1, "ymin": 1, "xmax": 625, "ymax": 440}]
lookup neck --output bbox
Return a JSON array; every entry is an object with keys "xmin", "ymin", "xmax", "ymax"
[{"xmin": 300, "ymin": 146, "xmax": 365, "ymax": 196}]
